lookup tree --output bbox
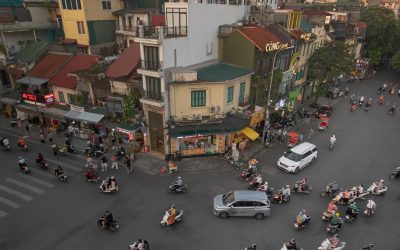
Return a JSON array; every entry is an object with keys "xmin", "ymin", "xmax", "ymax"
[
  {"xmin": 361, "ymin": 6, "xmax": 400, "ymax": 60},
  {"xmin": 123, "ymin": 91, "xmax": 141, "ymax": 122},
  {"xmin": 368, "ymin": 49, "xmax": 382, "ymax": 67},
  {"xmin": 390, "ymin": 50, "xmax": 400, "ymax": 70},
  {"xmin": 308, "ymin": 41, "xmax": 354, "ymax": 103}
]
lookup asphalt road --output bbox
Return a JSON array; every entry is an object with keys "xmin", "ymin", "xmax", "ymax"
[{"xmin": 0, "ymin": 71, "xmax": 399, "ymax": 250}]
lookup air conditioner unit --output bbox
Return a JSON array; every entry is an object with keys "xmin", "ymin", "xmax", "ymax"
[{"xmin": 209, "ymin": 105, "xmax": 220, "ymax": 113}]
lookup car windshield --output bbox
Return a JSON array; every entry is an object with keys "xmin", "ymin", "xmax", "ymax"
[
  {"xmin": 285, "ymin": 150, "xmax": 302, "ymax": 162},
  {"xmin": 222, "ymin": 192, "xmax": 235, "ymax": 205}
]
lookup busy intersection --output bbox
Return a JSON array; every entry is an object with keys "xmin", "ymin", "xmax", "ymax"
[{"xmin": 0, "ymin": 71, "xmax": 399, "ymax": 250}]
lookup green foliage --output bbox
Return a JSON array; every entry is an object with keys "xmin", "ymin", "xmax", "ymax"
[
  {"xmin": 361, "ymin": 6, "xmax": 399, "ymax": 59},
  {"xmin": 308, "ymin": 41, "xmax": 354, "ymax": 102},
  {"xmin": 368, "ymin": 49, "xmax": 382, "ymax": 66},
  {"xmin": 76, "ymin": 92, "xmax": 86, "ymax": 106},
  {"xmin": 390, "ymin": 50, "xmax": 400, "ymax": 71},
  {"xmin": 123, "ymin": 91, "xmax": 141, "ymax": 122}
]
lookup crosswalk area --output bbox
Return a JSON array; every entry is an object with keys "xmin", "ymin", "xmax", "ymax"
[{"xmin": 0, "ymin": 156, "xmax": 84, "ymax": 219}]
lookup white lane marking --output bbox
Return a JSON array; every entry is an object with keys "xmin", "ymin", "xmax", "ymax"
[
  {"xmin": 0, "ymin": 196, "xmax": 21, "ymax": 208},
  {"xmin": 0, "ymin": 210, "xmax": 7, "ymax": 217},
  {"xmin": 0, "ymin": 185, "xmax": 33, "ymax": 201},
  {"xmin": 6, "ymin": 178, "xmax": 45, "ymax": 194},
  {"xmin": 16, "ymin": 173, "xmax": 54, "ymax": 188},
  {"xmin": 45, "ymin": 158, "xmax": 82, "ymax": 172}
]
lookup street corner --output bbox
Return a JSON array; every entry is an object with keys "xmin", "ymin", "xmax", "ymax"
[
  {"xmin": 174, "ymin": 156, "xmax": 232, "ymax": 174},
  {"xmin": 134, "ymin": 154, "xmax": 165, "ymax": 175}
]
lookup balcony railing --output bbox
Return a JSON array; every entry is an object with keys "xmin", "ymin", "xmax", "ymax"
[
  {"xmin": 141, "ymin": 60, "xmax": 163, "ymax": 71},
  {"xmin": 143, "ymin": 91, "xmax": 164, "ymax": 102},
  {"xmin": 165, "ymin": 26, "xmax": 187, "ymax": 37}
]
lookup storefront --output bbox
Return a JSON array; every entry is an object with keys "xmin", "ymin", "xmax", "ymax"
[
  {"xmin": 64, "ymin": 108, "xmax": 105, "ymax": 140},
  {"xmin": 168, "ymin": 115, "xmax": 250, "ymax": 158},
  {"xmin": 115, "ymin": 123, "xmax": 143, "ymax": 144}
]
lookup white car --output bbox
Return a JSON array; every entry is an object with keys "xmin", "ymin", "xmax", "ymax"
[{"xmin": 277, "ymin": 142, "xmax": 318, "ymax": 173}]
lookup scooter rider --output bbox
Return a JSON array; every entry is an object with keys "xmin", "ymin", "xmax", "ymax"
[
  {"xmin": 359, "ymin": 96, "xmax": 365, "ymax": 105},
  {"xmin": 346, "ymin": 201, "xmax": 360, "ymax": 220},
  {"xmin": 285, "ymin": 238, "xmax": 297, "ymax": 250},
  {"xmin": 36, "ymin": 153, "xmax": 45, "ymax": 164},
  {"xmin": 393, "ymin": 167, "xmax": 400, "ymax": 179},
  {"xmin": 328, "ymin": 234, "xmax": 342, "ymax": 248},
  {"xmin": 374, "ymin": 179, "xmax": 385, "ymax": 193},
  {"xmin": 366, "ymin": 199, "xmax": 376, "ymax": 214},
  {"xmin": 327, "ymin": 181, "xmax": 339, "ymax": 195},
  {"xmin": 167, "ymin": 204, "xmax": 177, "ymax": 225},
  {"xmin": 354, "ymin": 184, "xmax": 364, "ymax": 197},
  {"xmin": 296, "ymin": 209, "xmax": 310, "ymax": 228},
  {"xmin": 254, "ymin": 174, "xmax": 262, "ymax": 186},
  {"xmin": 174, "ymin": 176, "xmax": 184, "ymax": 190},
  {"xmin": 55, "ymin": 165, "xmax": 64, "ymax": 177},
  {"xmin": 282, "ymin": 185, "xmax": 291, "ymax": 200},
  {"xmin": 362, "ymin": 244, "xmax": 374, "ymax": 250},
  {"xmin": 0, "ymin": 137, "xmax": 9, "ymax": 148},
  {"xmin": 18, "ymin": 156, "xmax": 26, "ymax": 169},
  {"xmin": 17, "ymin": 137, "xmax": 26, "ymax": 149},
  {"xmin": 327, "ymin": 201, "xmax": 338, "ymax": 214},
  {"xmin": 329, "ymin": 135, "xmax": 336, "ymax": 147},
  {"xmin": 329, "ymin": 212, "xmax": 343, "ymax": 229},
  {"xmin": 298, "ymin": 177, "xmax": 308, "ymax": 191},
  {"xmin": 102, "ymin": 210, "xmax": 114, "ymax": 228}
]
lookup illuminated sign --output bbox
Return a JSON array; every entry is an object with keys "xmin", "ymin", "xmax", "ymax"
[
  {"xmin": 265, "ymin": 41, "xmax": 289, "ymax": 52},
  {"xmin": 300, "ymin": 33, "xmax": 312, "ymax": 41},
  {"xmin": 22, "ymin": 92, "xmax": 55, "ymax": 105}
]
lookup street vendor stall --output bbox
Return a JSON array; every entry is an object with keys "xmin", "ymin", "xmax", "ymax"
[{"xmin": 64, "ymin": 110, "xmax": 105, "ymax": 139}]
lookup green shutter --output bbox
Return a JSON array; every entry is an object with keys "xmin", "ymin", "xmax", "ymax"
[{"xmin": 239, "ymin": 82, "xmax": 245, "ymax": 102}]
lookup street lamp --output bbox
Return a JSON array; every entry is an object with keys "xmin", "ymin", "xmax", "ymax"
[{"xmin": 262, "ymin": 45, "xmax": 295, "ymax": 145}]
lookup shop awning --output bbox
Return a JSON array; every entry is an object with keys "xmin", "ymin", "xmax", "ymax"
[
  {"xmin": 117, "ymin": 123, "xmax": 142, "ymax": 132},
  {"xmin": 240, "ymin": 127, "xmax": 259, "ymax": 141},
  {"xmin": 64, "ymin": 110, "xmax": 81, "ymax": 120},
  {"xmin": 76, "ymin": 112, "xmax": 104, "ymax": 124},
  {"xmin": 0, "ymin": 97, "xmax": 19, "ymax": 105},
  {"xmin": 15, "ymin": 103, "xmax": 67, "ymax": 122}
]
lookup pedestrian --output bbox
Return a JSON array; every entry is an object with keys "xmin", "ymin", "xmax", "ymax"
[
  {"xmin": 25, "ymin": 124, "xmax": 30, "ymax": 133},
  {"xmin": 101, "ymin": 155, "xmax": 108, "ymax": 172},
  {"xmin": 305, "ymin": 115, "xmax": 311, "ymax": 125},
  {"xmin": 111, "ymin": 135, "xmax": 116, "ymax": 146},
  {"xmin": 282, "ymin": 129, "xmax": 288, "ymax": 143},
  {"xmin": 39, "ymin": 133, "xmax": 45, "ymax": 143},
  {"xmin": 299, "ymin": 133, "xmax": 304, "ymax": 142},
  {"xmin": 307, "ymin": 128, "xmax": 314, "ymax": 140},
  {"xmin": 125, "ymin": 156, "xmax": 132, "ymax": 174},
  {"xmin": 47, "ymin": 131, "xmax": 53, "ymax": 143},
  {"xmin": 111, "ymin": 153, "xmax": 118, "ymax": 170},
  {"xmin": 86, "ymin": 156, "xmax": 93, "ymax": 168},
  {"xmin": 277, "ymin": 129, "xmax": 283, "ymax": 143}
]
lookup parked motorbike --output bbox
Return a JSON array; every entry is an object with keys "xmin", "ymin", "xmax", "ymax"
[
  {"xmin": 318, "ymin": 238, "xmax": 346, "ymax": 250},
  {"xmin": 96, "ymin": 216, "xmax": 119, "ymax": 231},
  {"xmin": 367, "ymin": 183, "xmax": 387, "ymax": 195},
  {"xmin": 167, "ymin": 183, "xmax": 188, "ymax": 193},
  {"xmin": 292, "ymin": 183, "xmax": 312, "ymax": 194},
  {"xmin": 160, "ymin": 209, "xmax": 183, "ymax": 227}
]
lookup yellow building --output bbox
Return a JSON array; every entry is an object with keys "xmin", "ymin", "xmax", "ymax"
[
  {"xmin": 58, "ymin": 0, "xmax": 122, "ymax": 54},
  {"xmin": 167, "ymin": 63, "xmax": 256, "ymax": 158}
]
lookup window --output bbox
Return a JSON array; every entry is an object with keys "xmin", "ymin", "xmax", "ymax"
[
  {"xmin": 101, "ymin": 0, "xmax": 112, "ymax": 10},
  {"xmin": 77, "ymin": 21, "xmax": 85, "ymax": 34},
  {"xmin": 145, "ymin": 77, "xmax": 162, "ymax": 100},
  {"xmin": 144, "ymin": 46, "xmax": 160, "ymax": 71},
  {"xmin": 191, "ymin": 90, "xmax": 206, "ymax": 107},
  {"xmin": 227, "ymin": 86, "xmax": 234, "ymax": 103},
  {"xmin": 67, "ymin": 93, "xmax": 76, "ymax": 104},
  {"xmin": 62, "ymin": 0, "xmax": 81, "ymax": 10},
  {"xmin": 58, "ymin": 91, "xmax": 65, "ymax": 103},
  {"xmin": 239, "ymin": 82, "xmax": 245, "ymax": 103}
]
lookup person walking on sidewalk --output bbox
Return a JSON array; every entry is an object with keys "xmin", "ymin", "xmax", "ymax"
[
  {"xmin": 307, "ymin": 128, "xmax": 314, "ymax": 141},
  {"xmin": 101, "ymin": 155, "xmax": 108, "ymax": 172},
  {"xmin": 125, "ymin": 156, "xmax": 132, "ymax": 174},
  {"xmin": 111, "ymin": 153, "xmax": 118, "ymax": 170},
  {"xmin": 39, "ymin": 133, "xmax": 45, "ymax": 144},
  {"xmin": 47, "ymin": 131, "xmax": 53, "ymax": 143}
]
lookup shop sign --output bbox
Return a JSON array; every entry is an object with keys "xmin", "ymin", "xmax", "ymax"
[
  {"xmin": 265, "ymin": 41, "xmax": 289, "ymax": 52},
  {"xmin": 70, "ymin": 104, "xmax": 84, "ymax": 113},
  {"xmin": 249, "ymin": 108, "xmax": 265, "ymax": 128},
  {"xmin": 22, "ymin": 92, "xmax": 54, "ymax": 105},
  {"xmin": 300, "ymin": 33, "xmax": 312, "ymax": 41}
]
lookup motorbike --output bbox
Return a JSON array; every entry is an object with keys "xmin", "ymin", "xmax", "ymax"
[
  {"xmin": 248, "ymin": 179, "xmax": 262, "ymax": 190},
  {"xmin": 292, "ymin": 183, "xmax": 312, "ymax": 194},
  {"xmin": 272, "ymin": 190, "xmax": 290, "ymax": 204},
  {"xmin": 66, "ymin": 144, "xmax": 77, "ymax": 154},
  {"xmin": 18, "ymin": 144, "xmax": 29, "ymax": 151},
  {"xmin": 322, "ymin": 210, "xmax": 334, "ymax": 222},
  {"xmin": 345, "ymin": 211, "xmax": 359, "ymax": 223},
  {"xmin": 36, "ymin": 159, "xmax": 49, "ymax": 170},
  {"xmin": 96, "ymin": 217, "xmax": 119, "ymax": 231},
  {"xmin": 281, "ymin": 243, "xmax": 303, "ymax": 250},
  {"xmin": 238, "ymin": 170, "xmax": 256, "ymax": 181},
  {"xmin": 56, "ymin": 173, "xmax": 68, "ymax": 182},
  {"xmin": 160, "ymin": 209, "xmax": 183, "ymax": 227},
  {"xmin": 389, "ymin": 169, "xmax": 400, "ymax": 180},
  {"xmin": 367, "ymin": 183, "xmax": 387, "ymax": 195},
  {"xmin": 364, "ymin": 102, "xmax": 371, "ymax": 112},
  {"xmin": 168, "ymin": 183, "xmax": 188, "ymax": 193},
  {"xmin": 363, "ymin": 207, "xmax": 375, "ymax": 217},
  {"xmin": 320, "ymin": 185, "xmax": 341, "ymax": 197},
  {"xmin": 329, "ymin": 141, "xmax": 335, "ymax": 150},
  {"xmin": 258, "ymin": 186, "xmax": 273, "ymax": 199},
  {"xmin": 294, "ymin": 215, "xmax": 310, "ymax": 230},
  {"xmin": 0, "ymin": 137, "xmax": 11, "ymax": 151},
  {"xmin": 19, "ymin": 163, "xmax": 30, "ymax": 174},
  {"xmin": 318, "ymin": 238, "xmax": 346, "ymax": 250},
  {"xmin": 85, "ymin": 170, "xmax": 100, "ymax": 183},
  {"xmin": 350, "ymin": 104, "xmax": 356, "ymax": 112},
  {"xmin": 99, "ymin": 180, "xmax": 119, "ymax": 193},
  {"xmin": 326, "ymin": 219, "xmax": 343, "ymax": 235}
]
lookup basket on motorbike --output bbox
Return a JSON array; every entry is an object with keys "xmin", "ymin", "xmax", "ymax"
[
  {"xmin": 287, "ymin": 132, "xmax": 299, "ymax": 148},
  {"xmin": 318, "ymin": 117, "xmax": 329, "ymax": 131}
]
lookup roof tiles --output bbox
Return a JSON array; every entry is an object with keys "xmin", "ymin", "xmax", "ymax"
[
  {"xmin": 106, "ymin": 42, "xmax": 140, "ymax": 79},
  {"xmin": 49, "ymin": 54, "xmax": 100, "ymax": 90},
  {"xmin": 237, "ymin": 26, "xmax": 283, "ymax": 52},
  {"xmin": 29, "ymin": 53, "xmax": 73, "ymax": 80}
]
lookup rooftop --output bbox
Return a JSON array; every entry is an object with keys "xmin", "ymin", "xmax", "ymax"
[
  {"xmin": 15, "ymin": 41, "xmax": 48, "ymax": 65},
  {"xmin": 49, "ymin": 54, "xmax": 101, "ymax": 90},
  {"xmin": 29, "ymin": 52, "xmax": 73, "ymax": 80},
  {"xmin": 237, "ymin": 26, "xmax": 283, "ymax": 52},
  {"xmin": 106, "ymin": 42, "xmax": 140, "ymax": 79},
  {"xmin": 196, "ymin": 63, "xmax": 253, "ymax": 82}
]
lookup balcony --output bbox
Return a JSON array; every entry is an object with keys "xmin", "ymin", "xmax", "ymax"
[
  {"xmin": 0, "ymin": 21, "xmax": 59, "ymax": 32},
  {"xmin": 115, "ymin": 25, "xmax": 138, "ymax": 37},
  {"xmin": 133, "ymin": 26, "xmax": 188, "ymax": 44},
  {"xmin": 141, "ymin": 60, "xmax": 163, "ymax": 72},
  {"xmin": 165, "ymin": 26, "xmax": 188, "ymax": 37},
  {"xmin": 140, "ymin": 91, "xmax": 164, "ymax": 107}
]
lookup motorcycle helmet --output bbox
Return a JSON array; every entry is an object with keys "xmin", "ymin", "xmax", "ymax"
[
  {"xmin": 178, "ymin": 176, "xmax": 182, "ymax": 179},
  {"xmin": 171, "ymin": 204, "xmax": 176, "ymax": 208},
  {"xmin": 380, "ymin": 179, "xmax": 384, "ymax": 183},
  {"xmin": 264, "ymin": 181, "xmax": 268, "ymax": 185},
  {"xmin": 286, "ymin": 185, "xmax": 290, "ymax": 188},
  {"xmin": 335, "ymin": 212, "xmax": 340, "ymax": 217},
  {"xmin": 290, "ymin": 238, "xmax": 296, "ymax": 244}
]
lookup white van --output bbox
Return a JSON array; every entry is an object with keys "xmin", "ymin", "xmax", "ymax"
[{"xmin": 277, "ymin": 142, "xmax": 318, "ymax": 173}]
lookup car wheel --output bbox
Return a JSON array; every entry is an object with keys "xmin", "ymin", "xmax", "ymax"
[
  {"xmin": 255, "ymin": 213, "xmax": 264, "ymax": 220},
  {"xmin": 294, "ymin": 168, "xmax": 299, "ymax": 174},
  {"xmin": 219, "ymin": 212, "xmax": 228, "ymax": 219}
]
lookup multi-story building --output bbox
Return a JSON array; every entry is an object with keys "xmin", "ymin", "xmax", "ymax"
[
  {"xmin": 0, "ymin": 0, "xmax": 61, "ymax": 59},
  {"xmin": 58, "ymin": 0, "xmax": 122, "ymax": 54},
  {"xmin": 134, "ymin": 0, "xmax": 251, "ymax": 154}
]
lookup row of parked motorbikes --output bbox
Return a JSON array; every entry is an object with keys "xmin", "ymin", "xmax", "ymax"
[{"xmin": 272, "ymin": 109, "xmax": 311, "ymax": 130}]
